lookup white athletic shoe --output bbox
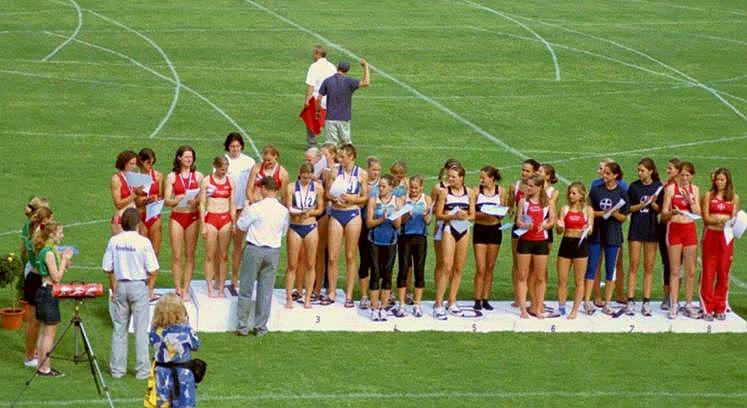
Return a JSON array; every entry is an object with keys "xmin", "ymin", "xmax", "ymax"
[
  {"xmin": 641, "ymin": 302, "xmax": 652, "ymax": 317},
  {"xmin": 379, "ymin": 308, "xmax": 388, "ymax": 321},
  {"xmin": 371, "ymin": 308, "xmax": 379, "ymax": 322},
  {"xmin": 448, "ymin": 303, "xmax": 462, "ymax": 316},
  {"xmin": 359, "ymin": 296, "xmax": 370, "ymax": 310},
  {"xmin": 625, "ymin": 301, "xmax": 635, "ymax": 316},
  {"xmin": 412, "ymin": 305, "xmax": 423, "ymax": 318},
  {"xmin": 24, "ymin": 357, "xmax": 38, "ymax": 368},
  {"xmin": 433, "ymin": 306, "xmax": 448, "ymax": 321}
]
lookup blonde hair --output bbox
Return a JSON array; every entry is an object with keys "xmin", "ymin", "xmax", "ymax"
[
  {"xmin": 151, "ymin": 294, "xmax": 188, "ymax": 328},
  {"xmin": 25, "ymin": 196, "xmax": 50, "ymax": 218},
  {"xmin": 34, "ymin": 220, "xmax": 61, "ymax": 253}
]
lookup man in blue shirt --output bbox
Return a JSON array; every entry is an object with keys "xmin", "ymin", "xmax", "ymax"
[{"xmin": 317, "ymin": 58, "xmax": 370, "ymax": 145}]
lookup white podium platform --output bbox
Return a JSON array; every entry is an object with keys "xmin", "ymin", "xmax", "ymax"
[{"xmin": 117, "ymin": 281, "xmax": 747, "ymax": 334}]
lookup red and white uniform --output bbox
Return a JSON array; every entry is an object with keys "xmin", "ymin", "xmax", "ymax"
[
  {"xmin": 667, "ymin": 183, "xmax": 698, "ymax": 247},
  {"xmin": 521, "ymin": 199, "xmax": 549, "ymax": 241},
  {"xmin": 255, "ymin": 163, "xmax": 283, "ymax": 190},
  {"xmin": 700, "ymin": 196, "xmax": 735, "ymax": 314},
  {"xmin": 563, "ymin": 209, "xmax": 587, "ymax": 230}
]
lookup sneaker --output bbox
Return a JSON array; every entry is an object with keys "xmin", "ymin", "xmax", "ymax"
[
  {"xmin": 641, "ymin": 302, "xmax": 652, "ymax": 317},
  {"xmin": 625, "ymin": 301, "xmax": 635, "ymax": 316},
  {"xmin": 601, "ymin": 305, "xmax": 614, "ymax": 315},
  {"xmin": 37, "ymin": 368, "xmax": 64, "ymax": 377},
  {"xmin": 473, "ymin": 300, "xmax": 482, "ymax": 311},
  {"xmin": 660, "ymin": 298, "xmax": 670, "ymax": 311},
  {"xmin": 482, "ymin": 299, "xmax": 494, "ymax": 311},
  {"xmin": 24, "ymin": 357, "xmax": 38, "ymax": 368},
  {"xmin": 392, "ymin": 304, "xmax": 406, "ymax": 318},
  {"xmin": 405, "ymin": 294, "xmax": 415, "ymax": 306},
  {"xmin": 379, "ymin": 308, "xmax": 388, "ymax": 321},
  {"xmin": 558, "ymin": 304, "xmax": 566, "ymax": 316},
  {"xmin": 359, "ymin": 296, "xmax": 370, "ymax": 310},
  {"xmin": 371, "ymin": 309, "xmax": 379, "ymax": 322},
  {"xmin": 716, "ymin": 312, "xmax": 726, "ymax": 321},
  {"xmin": 583, "ymin": 301, "xmax": 596, "ymax": 316},
  {"xmin": 703, "ymin": 312, "xmax": 714, "ymax": 322},
  {"xmin": 448, "ymin": 303, "xmax": 462, "ymax": 316},
  {"xmin": 668, "ymin": 307, "xmax": 677, "ymax": 320},
  {"xmin": 433, "ymin": 306, "xmax": 448, "ymax": 321},
  {"xmin": 291, "ymin": 290, "xmax": 300, "ymax": 301},
  {"xmin": 412, "ymin": 305, "xmax": 423, "ymax": 318},
  {"xmin": 684, "ymin": 304, "xmax": 701, "ymax": 319}
]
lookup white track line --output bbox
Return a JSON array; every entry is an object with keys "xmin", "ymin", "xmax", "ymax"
[
  {"xmin": 41, "ymin": 0, "xmax": 82, "ymax": 62},
  {"xmin": 2, "ymin": 67, "xmax": 693, "ymax": 100},
  {"xmin": 542, "ymin": 134, "xmax": 747, "ymax": 166},
  {"xmin": 731, "ymin": 275, "xmax": 747, "ymax": 290},
  {"xmin": 629, "ymin": 0, "xmax": 747, "ymax": 17},
  {"xmin": 243, "ymin": 0, "xmax": 570, "ymax": 185},
  {"xmin": 0, "ymin": 218, "xmax": 108, "ymax": 237},
  {"xmin": 0, "ymin": 129, "xmax": 220, "ymax": 142},
  {"xmin": 468, "ymin": 26, "xmax": 689, "ymax": 85},
  {"xmin": 82, "ymin": 6, "xmax": 180, "ymax": 139},
  {"xmin": 7, "ymin": 390, "xmax": 747, "ymax": 406},
  {"xmin": 509, "ymin": 13, "xmax": 747, "ymax": 122},
  {"xmin": 41, "ymin": 33, "xmax": 261, "ymax": 158},
  {"xmin": 460, "ymin": 0, "xmax": 560, "ymax": 81}
]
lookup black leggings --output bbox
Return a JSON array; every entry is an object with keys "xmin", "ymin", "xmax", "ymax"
[
  {"xmin": 358, "ymin": 222, "xmax": 373, "ymax": 279},
  {"xmin": 397, "ymin": 234, "xmax": 427, "ymax": 289},
  {"xmin": 658, "ymin": 222, "xmax": 671, "ymax": 286},
  {"xmin": 369, "ymin": 243, "xmax": 396, "ymax": 291}
]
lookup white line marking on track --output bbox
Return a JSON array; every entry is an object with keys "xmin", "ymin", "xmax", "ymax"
[
  {"xmin": 82, "ymin": 7, "xmax": 181, "ymax": 139},
  {"xmin": 45, "ymin": 0, "xmax": 183, "ymax": 140},
  {"xmin": 460, "ymin": 0, "xmax": 561, "ymax": 81},
  {"xmin": 509, "ymin": 13, "xmax": 747, "ymax": 122},
  {"xmin": 629, "ymin": 0, "xmax": 747, "ymax": 17},
  {"xmin": 41, "ymin": 0, "xmax": 82, "ymax": 62},
  {"xmin": 731, "ymin": 275, "xmax": 747, "ymax": 290},
  {"xmin": 7, "ymin": 390, "xmax": 747, "ymax": 406},
  {"xmin": 40, "ymin": 33, "xmax": 261, "ymax": 159},
  {"xmin": 242, "ymin": 0, "xmax": 570, "ymax": 184},
  {"xmin": 0, "ymin": 218, "xmax": 109, "ymax": 237}
]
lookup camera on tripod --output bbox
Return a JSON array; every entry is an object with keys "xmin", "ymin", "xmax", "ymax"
[{"xmin": 52, "ymin": 283, "xmax": 104, "ymax": 299}]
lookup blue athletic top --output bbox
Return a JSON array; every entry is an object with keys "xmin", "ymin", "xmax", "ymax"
[
  {"xmin": 589, "ymin": 183, "xmax": 629, "ymax": 245},
  {"xmin": 392, "ymin": 183, "xmax": 406, "ymax": 198},
  {"xmin": 335, "ymin": 165, "xmax": 361, "ymax": 195},
  {"xmin": 369, "ymin": 195, "xmax": 398, "ymax": 246},
  {"xmin": 403, "ymin": 193, "xmax": 428, "ymax": 236},
  {"xmin": 292, "ymin": 180, "xmax": 317, "ymax": 210},
  {"xmin": 627, "ymin": 179, "xmax": 662, "ymax": 241}
]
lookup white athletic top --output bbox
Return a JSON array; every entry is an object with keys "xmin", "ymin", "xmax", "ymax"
[
  {"xmin": 305, "ymin": 57, "xmax": 337, "ymax": 108},
  {"xmin": 224, "ymin": 153, "xmax": 255, "ymax": 209}
]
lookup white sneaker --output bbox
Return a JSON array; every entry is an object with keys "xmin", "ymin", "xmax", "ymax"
[
  {"xmin": 359, "ymin": 296, "xmax": 370, "ymax": 310},
  {"xmin": 625, "ymin": 301, "xmax": 635, "ymax": 316},
  {"xmin": 379, "ymin": 308, "xmax": 388, "ymax": 321},
  {"xmin": 641, "ymin": 302, "xmax": 652, "ymax": 317},
  {"xmin": 412, "ymin": 305, "xmax": 423, "ymax": 318},
  {"xmin": 448, "ymin": 303, "xmax": 462, "ymax": 316},
  {"xmin": 370, "ymin": 308, "xmax": 379, "ymax": 322},
  {"xmin": 433, "ymin": 306, "xmax": 447, "ymax": 321},
  {"xmin": 24, "ymin": 357, "xmax": 38, "ymax": 368}
]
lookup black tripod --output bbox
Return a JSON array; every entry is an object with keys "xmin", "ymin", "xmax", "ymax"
[{"xmin": 12, "ymin": 299, "xmax": 115, "ymax": 408}]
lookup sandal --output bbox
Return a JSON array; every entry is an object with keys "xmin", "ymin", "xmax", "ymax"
[
  {"xmin": 344, "ymin": 299, "xmax": 355, "ymax": 308},
  {"xmin": 320, "ymin": 296, "xmax": 335, "ymax": 306}
]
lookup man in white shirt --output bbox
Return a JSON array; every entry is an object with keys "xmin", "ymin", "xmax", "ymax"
[
  {"xmin": 102, "ymin": 208, "xmax": 159, "ymax": 379},
  {"xmin": 303, "ymin": 45, "xmax": 336, "ymax": 148},
  {"xmin": 235, "ymin": 176, "xmax": 289, "ymax": 336}
]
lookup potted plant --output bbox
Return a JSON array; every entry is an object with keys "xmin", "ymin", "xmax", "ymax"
[{"xmin": 0, "ymin": 251, "xmax": 25, "ymax": 330}]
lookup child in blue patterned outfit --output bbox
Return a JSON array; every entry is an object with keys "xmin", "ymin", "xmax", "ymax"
[{"xmin": 150, "ymin": 294, "xmax": 200, "ymax": 407}]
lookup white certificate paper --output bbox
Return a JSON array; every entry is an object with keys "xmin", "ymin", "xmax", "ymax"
[
  {"xmin": 177, "ymin": 189, "xmax": 200, "ymax": 208},
  {"xmin": 146, "ymin": 200, "xmax": 164, "ymax": 221}
]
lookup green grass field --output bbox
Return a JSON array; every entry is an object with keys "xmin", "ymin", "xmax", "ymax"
[{"xmin": 1, "ymin": 0, "xmax": 747, "ymax": 406}]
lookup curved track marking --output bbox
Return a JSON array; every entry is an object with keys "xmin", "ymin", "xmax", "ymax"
[
  {"xmin": 41, "ymin": 0, "xmax": 82, "ymax": 62},
  {"xmin": 43, "ymin": 32, "xmax": 260, "ymax": 158},
  {"xmin": 84, "ymin": 8, "xmax": 180, "ymax": 139},
  {"xmin": 460, "ymin": 0, "xmax": 561, "ymax": 81},
  {"xmin": 508, "ymin": 13, "xmax": 747, "ymax": 122},
  {"xmin": 242, "ymin": 0, "xmax": 569, "ymax": 184}
]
